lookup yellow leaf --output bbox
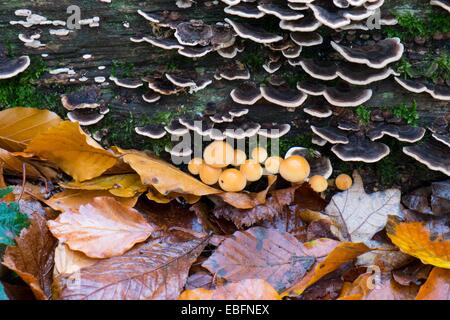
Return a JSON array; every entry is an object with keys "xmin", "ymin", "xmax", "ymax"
[
  {"xmin": 285, "ymin": 241, "xmax": 370, "ymax": 296},
  {"xmin": 45, "ymin": 189, "xmax": 139, "ymax": 212},
  {"xmin": 179, "ymin": 279, "xmax": 281, "ymax": 300},
  {"xmin": 387, "ymin": 218, "xmax": 450, "ymax": 269},
  {"xmin": 54, "ymin": 243, "xmax": 98, "ymax": 276},
  {"xmin": 25, "ymin": 121, "xmax": 117, "ymax": 181},
  {"xmin": 0, "ymin": 107, "xmax": 62, "ymax": 152},
  {"xmin": 0, "ymin": 147, "xmax": 43, "ymax": 178},
  {"xmin": 47, "ymin": 196, "xmax": 155, "ymax": 258},
  {"xmin": 116, "ymin": 148, "xmax": 220, "ymax": 196},
  {"xmin": 60, "ymin": 174, "xmax": 147, "ymax": 198}
]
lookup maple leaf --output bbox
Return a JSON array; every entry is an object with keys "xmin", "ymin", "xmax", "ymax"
[
  {"xmin": 2, "ymin": 213, "xmax": 57, "ymax": 300},
  {"xmin": 416, "ymin": 267, "xmax": 450, "ymax": 300},
  {"xmin": 325, "ymin": 171, "xmax": 402, "ymax": 242},
  {"xmin": 387, "ymin": 217, "xmax": 450, "ymax": 268},
  {"xmin": 179, "ymin": 279, "xmax": 281, "ymax": 300},
  {"xmin": 0, "ymin": 107, "xmax": 61, "ymax": 152},
  {"xmin": 47, "ymin": 196, "xmax": 155, "ymax": 259},
  {"xmin": 202, "ymin": 227, "xmax": 316, "ymax": 292},
  {"xmin": 25, "ymin": 121, "xmax": 117, "ymax": 182},
  {"xmin": 54, "ymin": 234, "xmax": 208, "ymax": 300}
]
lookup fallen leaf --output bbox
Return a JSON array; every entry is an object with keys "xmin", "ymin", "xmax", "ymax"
[
  {"xmin": 0, "ymin": 107, "xmax": 61, "ymax": 152},
  {"xmin": 214, "ymin": 175, "xmax": 277, "ymax": 209},
  {"xmin": 0, "ymin": 147, "xmax": 44, "ymax": 178},
  {"xmin": 47, "ymin": 196, "xmax": 155, "ymax": 258},
  {"xmin": 179, "ymin": 279, "xmax": 281, "ymax": 300},
  {"xmin": 387, "ymin": 217, "xmax": 450, "ymax": 268},
  {"xmin": 325, "ymin": 171, "xmax": 402, "ymax": 242},
  {"xmin": 430, "ymin": 180, "xmax": 450, "ymax": 216},
  {"xmin": 54, "ymin": 234, "xmax": 208, "ymax": 300},
  {"xmin": 185, "ymin": 271, "xmax": 214, "ymax": 290},
  {"xmin": 45, "ymin": 189, "xmax": 138, "ymax": 212},
  {"xmin": 2, "ymin": 213, "xmax": 57, "ymax": 300},
  {"xmin": 213, "ymin": 186, "xmax": 298, "ymax": 228},
  {"xmin": 115, "ymin": 148, "xmax": 220, "ymax": 196},
  {"xmin": 416, "ymin": 267, "xmax": 450, "ymax": 300},
  {"xmin": 285, "ymin": 241, "xmax": 369, "ymax": 296},
  {"xmin": 53, "ymin": 243, "xmax": 98, "ymax": 276},
  {"xmin": 294, "ymin": 183, "xmax": 327, "ymax": 212},
  {"xmin": 60, "ymin": 174, "xmax": 147, "ymax": 197},
  {"xmin": 202, "ymin": 227, "xmax": 316, "ymax": 292},
  {"xmin": 25, "ymin": 121, "xmax": 117, "ymax": 182},
  {"xmin": 392, "ymin": 261, "xmax": 432, "ymax": 286}
]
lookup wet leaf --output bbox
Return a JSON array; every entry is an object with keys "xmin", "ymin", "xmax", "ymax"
[
  {"xmin": 47, "ymin": 196, "xmax": 155, "ymax": 258},
  {"xmin": 25, "ymin": 121, "xmax": 117, "ymax": 182},
  {"xmin": 430, "ymin": 180, "xmax": 450, "ymax": 216},
  {"xmin": 0, "ymin": 107, "xmax": 61, "ymax": 152},
  {"xmin": 2, "ymin": 214, "xmax": 57, "ymax": 300},
  {"xmin": 416, "ymin": 267, "xmax": 450, "ymax": 300},
  {"xmin": 387, "ymin": 217, "xmax": 450, "ymax": 268},
  {"xmin": 54, "ymin": 234, "xmax": 208, "ymax": 300},
  {"xmin": 115, "ymin": 148, "xmax": 220, "ymax": 196},
  {"xmin": 53, "ymin": 243, "xmax": 98, "ymax": 276},
  {"xmin": 202, "ymin": 227, "xmax": 316, "ymax": 292},
  {"xmin": 179, "ymin": 279, "xmax": 281, "ymax": 300},
  {"xmin": 325, "ymin": 171, "xmax": 402, "ymax": 242}
]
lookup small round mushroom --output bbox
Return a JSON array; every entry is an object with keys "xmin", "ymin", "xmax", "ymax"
[
  {"xmin": 188, "ymin": 157, "xmax": 203, "ymax": 175},
  {"xmin": 219, "ymin": 168, "xmax": 247, "ymax": 192},
  {"xmin": 199, "ymin": 164, "xmax": 222, "ymax": 185},
  {"xmin": 240, "ymin": 159, "xmax": 264, "ymax": 182},
  {"xmin": 203, "ymin": 141, "xmax": 235, "ymax": 168},
  {"xmin": 279, "ymin": 155, "xmax": 311, "ymax": 183},
  {"xmin": 309, "ymin": 175, "xmax": 328, "ymax": 193},
  {"xmin": 251, "ymin": 146, "xmax": 268, "ymax": 163},
  {"xmin": 264, "ymin": 156, "xmax": 282, "ymax": 174},
  {"xmin": 335, "ymin": 174, "xmax": 353, "ymax": 190},
  {"xmin": 232, "ymin": 149, "xmax": 247, "ymax": 166}
]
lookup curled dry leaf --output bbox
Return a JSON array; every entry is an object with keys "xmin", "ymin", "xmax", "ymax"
[
  {"xmin": 213, "ymin": 186, "xmax": 298, "ymax": 229},
  {"xmin": 416, "ymin": 267, "xmax": 450, "ymax": 300},
  {"xmin": 115, "ymin": 148, "xmax": 220, "ymax": 197},
  {"xmin": 54, "ymin": 234, "xmax": 209, "ymax": 300},
  {"xmin": 2, "ymin": 213, "xmax": 57, "ymax": 300},
  {"xmin": 45, "ymin": 189, "xmax": 139, "ymax": 212},
  {"xmin": 25, "ymin": 121, "xmax": 117, "ymax": 182},
  {"xmin": 0, "ymin": 107, "xmax": 61, "ymax": 152},
  {"xmin": 325, "ymin": 171, "xmax": 402, "ymax": 242},
  {"xmin": 0, "ymin": 147, "xmax": 45, "ymax": 179},
  {"xmin": 179, "ymin": 279, "xmax": 281, "ymax": 300},
  {"xmin": 214, "ymin": 175, "xmax": 277, "ymax": 209},
  {"xmin": 47, "ymin": 196, "xmax": 155, "ymax": 259},
  {"xmin": 53, "ymin": 243, "xmax": 98, "ymax": 276},
  {"xmin": 202, "ymin": 227, "xmax": 316, "ymax": 292},
  {"xmin": 60, "ymin": 174, "xmax": 147, "ymax": 197},
  {"xmin": 387, "ymin": 217, "xmax": 450, "ymax": 269},
  {"xmin": 285, "ymin": 241, "xmax": 370, "ymax": 296}
]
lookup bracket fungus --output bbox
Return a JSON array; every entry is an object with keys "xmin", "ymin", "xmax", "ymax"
[{"xmin": 0, "ymin": 44, "xmax": 30, "ymax": 80}]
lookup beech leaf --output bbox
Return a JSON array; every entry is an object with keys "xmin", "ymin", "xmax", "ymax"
[
  {"xmin": 325, "ymin": 171, "xmax": 402, "ymax": 242},
  {"xmin": 416, "ymin": 267, "xmax": 450, "ymax": 300},
  {"xmin": 47, "ymin": 196, "xmax": 155, "ymax": 258}
]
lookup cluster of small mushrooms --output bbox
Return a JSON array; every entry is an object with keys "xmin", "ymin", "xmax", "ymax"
[{"xmin": 186, "ymin": 140, "xmax": 351, "ymax": 193}]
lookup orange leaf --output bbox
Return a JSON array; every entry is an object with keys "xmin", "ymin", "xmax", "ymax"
[
  {"xmin": 25, "ymin": 121, "xmax": 117, "ymax": 181},
  {"xmin": 0, "ymin": 107, "xmax": 61, "ymax": 152},
  {"xmin": 416, "ymin": 267, "xmax": 450, "ymax": 300},
  {"xmin": 179, "ymin": 279, "xmax": 281, "ymax": 300},
  {"xmin": 47, "ymin": 196, "xmax": 155, "ymax": 258},
  {"xmin": 387, "ymin": 218, "xmax": 450, "ymax": 268}
]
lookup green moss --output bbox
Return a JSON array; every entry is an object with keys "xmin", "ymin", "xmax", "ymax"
[
  {"xmin": 392, "ymin": 101, "xmax": 419, "ymax": 126},
  {"xmin": 278, "ymin": 133, "xmax": 313, "ymax": 156},
  {"xmin": 111, "ymin": 60, "xmax": 135, "ymax": 78},
  {"xmin": 241, "ymin": 51, "xmax": 265, "ymax": 71},
  {"xmin": 0, "ymin": 58, "xmax": 61, "ymax": 114},
  {"xmin": 355, "ymin": 105, "xmax": 371, "ymax": 124}
]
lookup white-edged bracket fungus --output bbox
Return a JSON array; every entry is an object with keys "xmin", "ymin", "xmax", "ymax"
[{"xmin": 0, "ymin": 44, "xmax": 30, "ymax": 79}]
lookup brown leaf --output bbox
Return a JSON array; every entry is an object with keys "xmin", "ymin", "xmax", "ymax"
[
  {"xmin": 0, "ymin": 107, "xmax": 61, "ymax": 152},
  {"xmin": 54, "ymin": 234, "xmax": 208, "ymax": 300},
  {"xmin": 2, "ymin": 214, "xmax": 57, "ymax": 300},
  {"xmin": 325, "ymin": 171, "xmax": 402, "ymax": 242},
  {"xmin": 185, "ymin": 271, "xmax": 214, "ymax": 290},
  {"xmin": 214, "ymin": 175, "xmax": 277, "ymax": 209},
  {"xmin": 202, "ymin": 227, "xmax": 316, "ymax": 292},
  {"xmin": 0, "ymin": 147, "xmax": 45, "ymax": 179},
  {"xmin": 392, "ymin": 261, "xmax": 432, "ymax": 286},
  {"xmin": 53, "ymin": 243, "xmax": 98, "ymax": 276},
  {"xmin": 430, "ymin": 180, "xmax": 450, "ymax": 216},
  {"xmin": 47, "ymin": 196, "xmax": 155, "ymax": 259},
  {"xmin": 294, "ymin": 183, "xmax": 327, "ymax": 212},
  {"xmin": 45, "ymin": 189, "xmax": 138, "ymax": 212},
  {"xmin": 416, "ymin": 267, "xmax": 450, "ymax": 300},
  {"xmin": 213, "ymin": 186, "xmax": 297, "ymax": 228},
  {"xmin": 179, "ymin": 279, "xmax": 281, "ymax": 300}
]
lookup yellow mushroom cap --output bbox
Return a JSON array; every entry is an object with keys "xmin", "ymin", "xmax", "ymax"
[
  {"xmin": 199, "ymin": 164, "xmax": 222, "ymax": 185},
  {"xmin": 240, "ymin": 159, "xmax": 263, "ymax": 182},
  {"xmin": 188, "ymin": 157, "xmax": 203, "ymax": 175},
  {"xmin": 309, "ymin": 175, "xmax": 328, "ymax": 193},
  {"xmin": 251, "ymin": 146, "xmax": 268, "ymax": 163},
  {"xmin": 264, "ymin": 156, "xmax": 283, "ymax": 174},
  {"xmin": 231, "ymin": 149, "xmax": 247, "ymax": 166},
  {"xmin": 279, "ymin": 155, "xmax": 310, "ymax": 183},
  {"xmin": 203, "ymin": 141, "xmax": 234, "ymax": 168},
  {"xmin": 336, "ymin": 174, "xmax": 353, "ymax": 191},
  {"xmin": 219, "ymin": 168, "xmax": 247, "ymax": 192}
]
